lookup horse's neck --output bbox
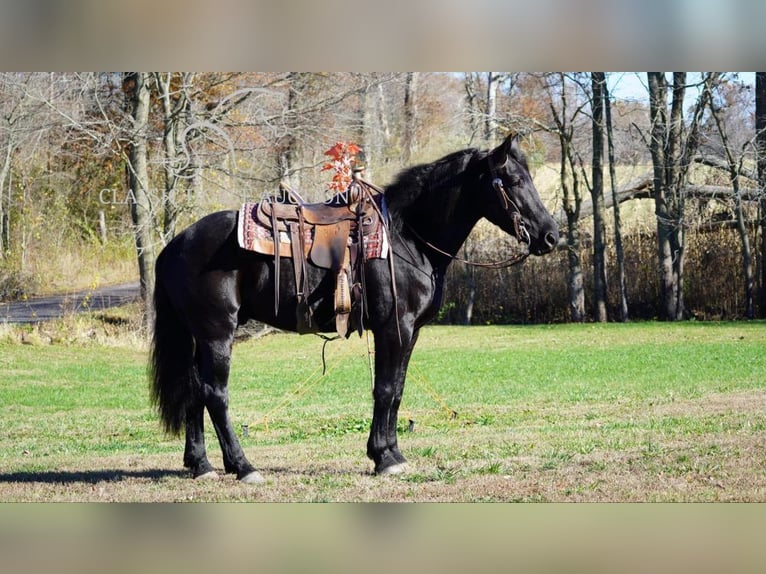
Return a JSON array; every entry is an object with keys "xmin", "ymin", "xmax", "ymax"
[
  {"xmin": 433, "ymin": 215, "xmax": 480, "ymax": 258},
  {"xmin": 405, "ymin": 185, "xmax": 482, "ymax": 268}
]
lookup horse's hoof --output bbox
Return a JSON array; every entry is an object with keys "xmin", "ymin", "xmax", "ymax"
[
  {"xmin": 377, "ymin": 462, "xmax": 409, "ymax": 476},
  {"xmin": 240, "ymin": 471, "xmax": 265, "ymax": 485},
  {"xmin": 194, "ymin": 470, "xmax": 219, "ymax": 480}
]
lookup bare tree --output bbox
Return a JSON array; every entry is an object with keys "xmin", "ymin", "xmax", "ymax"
[
  {"xmin": 0, "ymin": 75, "xmax": 24, "ymax": 258},
  {"xmin": 154, "ymin": 72, "xmax": 195, "ymax": 244},
  {"xmin": 546, "ymin": 72, "xmax": 586, "ymax": 321},
  {"xmin": 757, "ymin": 72, "xmax": 766, "ymax": 317},
  {"xmin": 604, "ymin": 77, "xmax": 629, "ymax": 321},
  {"xmin": 485, "ymin": 72, "xmax": 502, "ymax": 147},
  {"xmin": 708, "ymin": 93, "xmax": 755, "ymax": 318},
  {"xmin": 403, "ymin": 72, "xmax": 419, "ymax": 164},
  {"xmin": 464, "ymin": 73, "xmax": 481, "ymax": 145},
  {"xmin": 277, "ymin": 72, "xmax": 306, "ymax": 189},
  {"xmin": 0, "ymin": 73, "xmax": 50, "ymax": 259},
  {"xmin": 647, "ymin": 72, "xmax": 712, "ymax": 320},
  {"xmin": 123, "ymin": 72, "xmax": 155, "ymax": 322},
  {"xmin": 359, "ymin": 73, "xmax": 399, "ymax": 179},
  {"xmin": 238, "ymin": 73, "xmax": 388, "ymax": 196},
  {"xmin": 376, "ymin": 76, "xmax": 392, "ymax": 147},
  {"xmin": 590, "ymin": 72, "xmax": 608, "ymax": 322}
]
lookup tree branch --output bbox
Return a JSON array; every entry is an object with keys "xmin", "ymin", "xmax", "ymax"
[
  {"xmin": 693, "ymin": 154, "xmax": 759, "ymax": 182},
  {"xmin": 553, "ymin": 176, "xmax": 762, "ymax": 225}
]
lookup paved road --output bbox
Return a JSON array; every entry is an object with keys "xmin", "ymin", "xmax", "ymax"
[{"xmin": 0, "ymin": 282, "xmax": 141, "ymax": 324}]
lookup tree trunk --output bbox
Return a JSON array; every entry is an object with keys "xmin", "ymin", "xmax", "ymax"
[
  {"xmin": 756, "ymin": 72, "xmax": 766, "ymax": 317},
  {"xmin": 547, "ymin": 72, "xmax": 585, "ymax": 321},
  {"xmin": 359, "ymin": 78, "xmax": 373, "ymax": 178},
  {"xmin": 733, "ymin": 173, "xmax": 755, "ymax": 319},
  {"xmin": 375, "ymin": 73, "xmax": 391, "ymax": 147},
  {"xmin": 464, "ymin": 73, "xmax": 480, "ymax": 145},
  {"xmin": 124, "ymin": 72, "xmax": 156, "ymax": 325},
  {"xmin": 403, "ymin": 72, "xmax": 419, "ymax": 164},
  {"xmin": 98, "ymin": 209, "xmax": 107, "ymax": 245},
  {"xmin": 485, "ymin": 72, "xmax": 501, "ymax": 147},
  {"xmin": 668, "ymin": 73, "xmax": 687, "ymax": 320},
  {"xmin": 647, "ymin": 72, "xmax": 714, "ymax": 320},
  {"xmin": 278, "ymin": 73, "xmax": 303, "ymax": 189},
  {"xmin": 565, "ymin": 137, "xmax": 585, "ymax": 322},
  {"xmin": 567, "ymin": 212, "xmax": 585, "ymax": 322},
  {"xmin": 463, "ymin": 256, "xmax": 476, "ymax": 325},
  {"xmin": 19, "ymin": 175, "xmax": 28, "ymax": 273},
  {"xmin": 590, "ymin": 72, "xmax": 609, "ymax": 322},
  {"xmin": 604, "ymin": 78, "xmax": 628, "ymax": 321},
  {"xmin": 648, "ymin": 72, "xmax": 681, "ymax": 320},
  {"xmin": 156, "ymin": 72, "xmax": 189, "ymax": 245},
  {"xmin": 709, "ymin": 87, "xmax": 755, "ymax": 318},
  {"xmin": 378, "ymin": 86, "xmax": 391, "ymax": 147},
  {"xmin": 0, "ymin": 134, "xmax": 13, "ymax": 258}
]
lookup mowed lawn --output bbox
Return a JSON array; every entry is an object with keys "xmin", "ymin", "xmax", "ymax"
[{"xmin": 0, "ymin": 322, "xmax": 764, "ymax": 501}]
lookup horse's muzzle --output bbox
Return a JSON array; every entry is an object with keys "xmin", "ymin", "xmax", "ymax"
[{"xmin": 531, "ymin": 225, "xmax": 559, "ymax": 255}]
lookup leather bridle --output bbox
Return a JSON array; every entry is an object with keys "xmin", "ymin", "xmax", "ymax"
[{"xmin": 491, "ymin": 176, "xmax": 531, "ymax": 247}]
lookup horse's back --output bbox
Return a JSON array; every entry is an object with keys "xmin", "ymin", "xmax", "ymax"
[{"xmin": 159, "ymin": 210, "xmax": 239, "ymax": 270}]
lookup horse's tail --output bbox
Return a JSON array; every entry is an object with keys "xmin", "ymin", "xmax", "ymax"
[{"xmin": 149, "ymin": 254, "xmax": 197, "ymax": 436}]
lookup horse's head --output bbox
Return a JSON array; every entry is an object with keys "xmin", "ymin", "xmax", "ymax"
[{"xmin": 484, "ymin": 134, "xmax": 559, "ymax": 256}]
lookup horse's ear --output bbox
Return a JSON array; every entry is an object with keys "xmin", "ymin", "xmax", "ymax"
[
  {"xmin": 489, "ymin": 132, "xmax": 518, "ymax": 166},
  {"xmin": 507, "ymin": 132, "xmax": 522, "ymax": 156}
]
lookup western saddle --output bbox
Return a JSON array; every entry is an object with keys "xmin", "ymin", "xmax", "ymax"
[{"xmin": 254, "ymin": 172, "xmax": 386, "ymax": 337}]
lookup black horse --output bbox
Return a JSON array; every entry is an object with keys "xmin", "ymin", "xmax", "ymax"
[{"xmin": 150, "ymin": 133, "xmax": 559, "ymax": 483}]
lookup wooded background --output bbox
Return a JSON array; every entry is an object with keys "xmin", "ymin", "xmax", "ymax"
[{"xmin": 1, "ymin": 72, "xmax": 764, "ymax": 324}]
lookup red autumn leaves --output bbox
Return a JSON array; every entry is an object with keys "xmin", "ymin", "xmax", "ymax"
[{"xmin": 322, "ymin": 141, "xmax": 361, "ymax": 192}]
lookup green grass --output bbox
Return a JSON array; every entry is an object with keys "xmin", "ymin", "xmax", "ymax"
[{"xmin": 1, "ymin": 321, "xmax": 765, "ymax": 501}]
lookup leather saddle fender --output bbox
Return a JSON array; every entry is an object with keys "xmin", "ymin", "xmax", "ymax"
[{"xmin": 310, "ymin": 220, "xmax": 352, "ymax": 269}]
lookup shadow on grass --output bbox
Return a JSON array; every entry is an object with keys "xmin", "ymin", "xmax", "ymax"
[
  {"xmin": 0, "ymin": 466, "xmax": 374, "ymax": 484},
  {"xmin": 0, "ymin": 468, "xmax": 187, "ymax": 484}
]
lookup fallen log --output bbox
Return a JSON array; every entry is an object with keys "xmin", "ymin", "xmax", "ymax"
[{"xmin": 554, "ymin": 176, "xmax": 761, "ymax": 225}]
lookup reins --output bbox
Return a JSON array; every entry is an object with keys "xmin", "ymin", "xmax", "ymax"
[{"xmin": 404, "ymin": 222, "xmax": 529, "ymax": 269}]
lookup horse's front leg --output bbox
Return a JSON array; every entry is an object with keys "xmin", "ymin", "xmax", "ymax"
[{"xmin": 367, "ymin": 327, "xmax": 419, "ymax": 475}]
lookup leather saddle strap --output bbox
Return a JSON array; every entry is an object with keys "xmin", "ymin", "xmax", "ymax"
[
  {"xmin": 288, "ymin": 220, "xmax": 311, "ymax": 331},
  {"xmin": 298, "ymin": 208, "xmax": 310, "ymax": 299},
  {"xmin": 354, "ymin": 200, "xmax": 367, "ymax": 327},
  {"xmin": 288, "ymin": 221, "xmax": 304, "ymax": 303},
  {"xmin": 270, "ymin": 199, "xmax": 280, "ymax": 315}
]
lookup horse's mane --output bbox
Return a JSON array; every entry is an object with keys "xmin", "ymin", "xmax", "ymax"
[{"xmin": 384, "ymin": 148, "xmax": 483, "ymax": 232}]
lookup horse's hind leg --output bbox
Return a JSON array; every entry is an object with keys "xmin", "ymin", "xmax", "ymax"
[
  {"xmin": 196, "ymin": 337, "xmax": 263, "ymax": 484},
  {"xmin": 183, "ymin": 393, "xmax": 217, "ymax": 479}
]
